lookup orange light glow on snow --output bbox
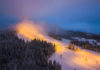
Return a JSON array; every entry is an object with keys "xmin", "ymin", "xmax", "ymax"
[
  {"xmin": 54, "ymin": 41, "xmax": 65, "ymax": 54},
  {"xmin": 16, "ymin": 20, "xmax": 100, "ymax": 69},
  {"xmin": 16, "ymin": 20, "xmax": 65, "ymax": 54},
  {"xmin": 16, "ymin": 20, "xmax": 46, "ymax": 40}
]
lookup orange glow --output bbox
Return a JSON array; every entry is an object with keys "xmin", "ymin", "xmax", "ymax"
[
  {"xmin": 16, "ymin": 20, "xmax": 65, "ymax": 54},
  {"xmin": 16, "ymin": 20, "xmax": 100, "ymax": 69},
  {"xmin": 55, "ymin": 46, "xmax": 65, "ymax": 54},
  {"xmin": 73, "ymin": 50, "xmax": 100, "ymax": 69},
  {"xmin": 54, "ymin": 41, "xmax": 66, "ymax": 54},
  {"xmin": 16, "ymin": 20, "xmax": 46, "ymax": 40}
]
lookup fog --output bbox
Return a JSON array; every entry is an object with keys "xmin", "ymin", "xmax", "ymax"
[{"xmin": 0, "ymin": 0, "xmax": 100, "ymax": 34}]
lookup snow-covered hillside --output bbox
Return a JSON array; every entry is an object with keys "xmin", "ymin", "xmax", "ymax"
[
  {"xmin": 16, "ymin": 21, "xmax": 100, "ymax": 70},
  {"xmin": 18, "ymin": 33, "xmax": 100, "ymax": 70},
  {"xmin": 50, "ymin": 39, "xmax": 100, "ymax": 70}
]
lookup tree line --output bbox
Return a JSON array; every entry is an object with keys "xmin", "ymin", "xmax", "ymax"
[
  {"xmin": 70, "ymin": 40, "xmax": 100, "ymax": 53},
  {"xmin": 0, "ymin": 31, "xmax": 61, "ymax": 70}
]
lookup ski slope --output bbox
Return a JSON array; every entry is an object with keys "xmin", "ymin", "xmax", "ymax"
[
  {"xmin": 50, "ymin": 39, "xmax": 100, "ymax": 70},
  {"xmin": 16, "ymin": 21, "xmax": 100, "ymax": 70}
]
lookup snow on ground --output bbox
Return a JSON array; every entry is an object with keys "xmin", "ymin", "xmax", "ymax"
[
  {"xmin": 73, "ymin": 37, "xmax": 100, "ymax": 46},
  {"xmin": 18, "ymin": 34, "xmax": 100, "ymax": 70},
  {"xmin": 17, "ymin": 34, "xmax": 31, "ymax": 42},
  {"xmin": 16, "ymin": 21, "xmax": 100, "ymax": 70},
  {"xmin": 50, "ymin": 39, "xmax": 100, "ymax": 70},
  {"xmin": 62, "ymin": 38, "xmax": 71, "ymax": 44}
]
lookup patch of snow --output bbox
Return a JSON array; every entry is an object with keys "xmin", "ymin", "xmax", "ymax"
[
  {"xmin": 17, "ymin": 34, "xmax": 31, "ymax": 42},
  {"xmin": 62, "ymin": 38, "xmax": 71, "ymax": 44},
  {"xmin": 50, "ymin": 39, "xmax": 100, "ymax": 70},
  {"xmin": 73, "ymin": 37, "xmax": 100, "ymax": 46},
  {"xmin": 18, "ymin": 33, "xmax": 100, "ymax": 70},
  {"xmin": 97, "ymin": 43, "xmax": 100, "ymax": 46}
]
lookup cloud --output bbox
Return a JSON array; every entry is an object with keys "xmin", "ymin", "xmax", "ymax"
[{"xmin": 0, "ymin": 0, "xmax": 100, "ymax": 22}]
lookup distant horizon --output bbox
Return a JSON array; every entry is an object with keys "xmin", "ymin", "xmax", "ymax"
[
  {"xmin": 0, "ymin": 19, "xmax": 100, "ymax": 35},
  {"xmin": 0, "ymin": 0, "xmax": 100, "ymax": 35}
]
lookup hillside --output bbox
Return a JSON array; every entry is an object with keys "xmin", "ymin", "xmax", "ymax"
[{"xmin": 0, "ymin": 31, "xmax": 61, "ymax": 70}]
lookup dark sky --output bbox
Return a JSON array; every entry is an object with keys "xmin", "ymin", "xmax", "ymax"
[{"xmin": 0, "ymin": 0, "xmax": 100, "ymax": 34}]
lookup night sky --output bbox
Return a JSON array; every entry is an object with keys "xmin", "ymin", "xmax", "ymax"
[{"xmin": 0, "ymin": 0, "xmax": 100, "ymax": 34}]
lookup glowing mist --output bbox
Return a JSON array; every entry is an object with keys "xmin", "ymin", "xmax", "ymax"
[
  {"xmin": 16, "ymin": 20, "xmax": 66, "ymax": 54},
  {"xmin": 16, "ymin": 20, "xmax": 100, "ymax": 70}
]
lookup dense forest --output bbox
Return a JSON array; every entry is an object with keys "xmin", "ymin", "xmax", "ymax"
[{"xmin": 0, "ymin": 31, "xmax": 61, "ymax": 70}]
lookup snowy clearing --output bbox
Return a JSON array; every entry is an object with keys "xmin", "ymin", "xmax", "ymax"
[{"xmin": 50, "ymin": 39, "xmax": 100, "ymax": 70}]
